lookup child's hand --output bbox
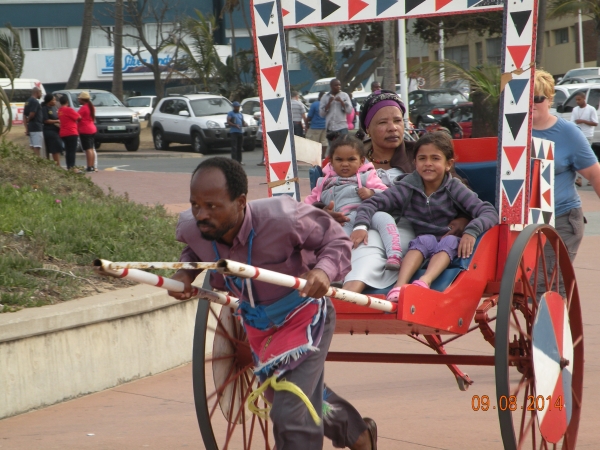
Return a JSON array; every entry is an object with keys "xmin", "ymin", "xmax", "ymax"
[
  {"xmin": 458, "ymin": 234, "xmax": 475, "ymax": 258},
  {"xmin": 357, "ymin": 187, "xmax": 374, "ymax": 200},
  {"xmin": 350, "ymin": 229, "xmax": 368, "ymax": 248}
]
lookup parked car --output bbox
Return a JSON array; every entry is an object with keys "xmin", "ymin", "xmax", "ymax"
[
  {"xmin": 53, "ymin": 89, "xmax": 141, "ymax": 151},
  {"xmin": 407, "ymin": 89, "xmax": 469, "ymax": 129},
  {"xmin": 551, "ymin": 85, "xmax": 583, "ymax": 113},
  {"xmin": 0, "ymin": 78, "xmax": 46, "ymax": 126},
  {"xmin": 303, "ymin": 77, "xmax": 365, "ymax": 105},
  {"xmin": 125, "ymin": 95, "xmax": 157, "ymax": 122},
  {"xmin": 151, "ymin": 94, "xmax": 258, "ymax": 153},
  {"xmin": 556, "ymin": 76, "xmax": 600, "ymax": 86},
  {"xmin": 557, "ymin": 67, "xmax": 600, "ymax": 85},
  {"xmin": 425, "ymin": 102, "xmax": 473, "ymax": 139},
  {"xmin": 241, "ymin": 97, "xmax": 262, "ymax": 145},
  {"xmin": 555, "ymin": 84, "xmax": 600, "ymax": 144}
]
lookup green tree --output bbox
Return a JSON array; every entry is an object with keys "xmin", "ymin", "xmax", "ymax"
[
  {"xmin": 415, "ymin": 60, "xmax": 500, "ymax": 137},
  {"xmin": 549, "ymin": 0, "xmax": 600, "ymax": 65},
  {"xmin": 0, "ymin": 26, "xmax": 21, "ymax": 135},
  {"xmin": 412, "ymin": 12, "xmax": 504, "ymax": 44}
]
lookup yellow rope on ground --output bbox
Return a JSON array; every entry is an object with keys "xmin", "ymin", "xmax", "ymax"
[{"xmin": 247, "ymin": 375, "xmax": 321, "ymax": 425}]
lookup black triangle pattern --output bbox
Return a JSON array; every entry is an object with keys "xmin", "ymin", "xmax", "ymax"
[
  {"xmin": 321, "ymin": 0, "xmax": 341, "ymax": 19},
  {"xmin": 510, "ymin": 11, "xmax": 531, "ymax": 37},
  {"xmin": 542, "ymin": 211, "xmax": 553, "ymax": 224},
  {"xmin": 505, "ymin": 113, "xmax": 527, "ymax": 140},
  {"xmin": 405, "ymin": 0, "xmax": 426, "ymax": 13},
  {"xmin": 259, "ymin": 34, "xmax": 279, "ymax": 59},
  {"xmin": 268, "ymin": 129, "xmax": 289, "ymax": 154}
]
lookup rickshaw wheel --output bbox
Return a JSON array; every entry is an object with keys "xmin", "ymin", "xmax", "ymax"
[
  {"xmin": 192, "ymin": 296, "xmax": 273, "ymax": 449},
  {"xmin": 495, "ymin": 224, "xmax": 583, "ymax": 450}
]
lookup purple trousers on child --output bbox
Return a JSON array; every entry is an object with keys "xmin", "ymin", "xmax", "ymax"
[{"xmin": 408, "ymin": 234, "xmax": 461, "ymax": 260}]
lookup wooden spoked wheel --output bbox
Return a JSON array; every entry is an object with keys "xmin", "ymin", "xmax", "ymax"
[
  {"xmin": 193, "ymin": 298, "xmax": 273, "ymax": 449},
  {"xmin": 495, "ymin": 225, "xmax": 583, "ymax": 450}
]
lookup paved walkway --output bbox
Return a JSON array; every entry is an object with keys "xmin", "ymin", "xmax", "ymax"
[{"xmin": 1, "ymin": 171, "xmax": 599, "ymax": 449}]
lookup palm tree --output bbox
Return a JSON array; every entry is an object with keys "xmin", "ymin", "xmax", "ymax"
[
  {"xmin": 66, "ymin": 0, "xmax": 94, "ymax": 89},
  {"xmin": 549, "ymin": 0, "xmax": 600, "ymax": 65},
  {"xmin": 414, "ymin": 60, "xmax": 501, "ymax": 137},
  {"xmin": 288, "ymin": 28, "xmax": 337, "ymax": 80},
  {"xmin": 0, "ymin": 27, "xmax": 21, "ymax": 135}
]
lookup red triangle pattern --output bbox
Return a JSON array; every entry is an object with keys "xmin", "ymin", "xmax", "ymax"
[
  {"xmin": 503, "ymin": 146, "xmax": 525, "ymax": 171},
  {"xmin": 542, "ymin": 189, "xmax": 552, "ymax": 206},
  {"xmin": 349, "ymin": 0, "xmax": 369, "ymax": 18},
  {"xmin": 261, "ymin": 66, "xmax": 283, "ymax": 91},
  {"xmin": 270, "ymin": 161, "xmax": 291, "ymax": 181},
  {"xmin": 282, "ymin": 8, "xmax": 290, "ymax": 16},
  {"xmin": 507, "ymin": 45, "xmax": 530, "ymax": 69},
  {"xmin": 547, "ymin": 143, "xmax": 553, "ymax": 160},
  {"xmin": 435, "ymin": 0, "xmax": 452, "ymax": 10}
]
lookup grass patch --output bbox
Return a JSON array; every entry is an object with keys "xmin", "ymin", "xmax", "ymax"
[{"xmin": 0, "ymin": 139, "xmax": 184, "ymax": 312}]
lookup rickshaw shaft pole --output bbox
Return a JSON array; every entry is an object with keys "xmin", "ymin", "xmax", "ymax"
[{"xmin": 326, "ymin": 352, "xmax": 498, "ymax": 365}]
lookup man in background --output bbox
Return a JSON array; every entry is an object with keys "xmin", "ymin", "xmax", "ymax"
[
  {"xmin": 23, "ymin": 86, "xmax": 44, "ymax": 157},
  {"xmin": 571, "ymin": 92, "xmax": 598, "ymax": 186},
  {"xmin": 227, "ymin": 101, "xmax": 246, "ymax": 164},
  {"xmin": 291, "ymin": 91, "xmax": 307, "ymax": 137},
  {"xmin": 306, "ymin": 91, "xmax": 328, "ymax": 158},
  {"xmin": 319, "ymin": 79, "xmax": 353, "ymax": 148}
]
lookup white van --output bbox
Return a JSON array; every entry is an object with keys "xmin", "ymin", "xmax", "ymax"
[
  {"xmin": 0, "ymin": 78, "xmax": 47, "ymax": 126},
  {"xmin": 303, "ymin": 77, "xmax": 365, "ymax": 105}
]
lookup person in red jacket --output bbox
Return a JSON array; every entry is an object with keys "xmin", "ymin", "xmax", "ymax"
[
  {"xmin": 77, "ymin": 91, "xmax": 98, "ymax": 172},
  {"xmin": 57, "ymin": 95, "xmax": 81, "ymax": 173}
]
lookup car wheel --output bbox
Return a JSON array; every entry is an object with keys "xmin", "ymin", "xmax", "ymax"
[
  {"xmin": 94, "ymin": 141, "xmax": 101, "ymax": 150},
  {"xmin": 243, "ymin": 137, "xmax": 256, "ymax": 152},
  {"xmin": 125, "ymin": 136, "xmax": 140, "ymax": 152},
  {"xmin": 192, "ymin": 132, "xmax": 205, "ymax": 153},
  {"xmin": 153, "ymin": 128, "xmax": 169, "ymax": 150},
  {"xmin": 145, "ymin": 114, "xmax": 151, "ymax": 122}
]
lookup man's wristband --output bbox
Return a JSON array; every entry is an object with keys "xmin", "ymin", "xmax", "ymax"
[{"xmin": 353, "ymin": 225, "xmax": 368, "ymax": 231}]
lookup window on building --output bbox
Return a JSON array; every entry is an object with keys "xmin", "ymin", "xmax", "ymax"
[
  {"xmin": 445, "ymin": 45, "xmax": 469, "ymax": 70},
  {"xmin": 545, "ymin": 31, "xmax": 550, "ymax": 47},
  {"xmin": 146, "ymin": 23, "xmax": 174, "ymax": 46},
  {"xmin": 17, "ymin": 28, "xmax": 39, "ymax": 51},
  {"xmin": 90, "ymin": 27, "xmax": 110, "ymax": 47},
  {"xmin": 486, "ymin": 38, "xmax": 502, "ymax": 66},
  {"xmin": 122, "ymin": 25, "xmax": 141, "ymax": 48},
  {"xmin": 554, "ymin": 28, "xmax": 569, "ymax": 45},
  {"xmin": 41, "ymin": 28, "xmax": 68, "ymax": 49},
  {"xmin": 476, "ymin": 42, "xmax": 483, "ymax": 65}
]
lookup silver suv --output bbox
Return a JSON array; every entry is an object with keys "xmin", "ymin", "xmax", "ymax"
[
  {"xmin": 151, "ymin": 94, "xmax": 258, "ymax": 153},
  {"xmin": 53, "ymin": 89, "xmax": 141, "ymax": 151}
]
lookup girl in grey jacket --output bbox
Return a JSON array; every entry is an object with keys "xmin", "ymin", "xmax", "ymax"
[{"xmin": 352, "ymin": 132, "xmax": 498, "ymax": 300}]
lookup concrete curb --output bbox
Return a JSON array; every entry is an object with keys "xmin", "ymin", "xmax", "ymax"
[
  {"xmin": 0, "ymin": 274, "xmax": 216, "ymax": 419},
  {"xmin": 75, "ymin": 152, "xmax": 204, "ymax": 159}
]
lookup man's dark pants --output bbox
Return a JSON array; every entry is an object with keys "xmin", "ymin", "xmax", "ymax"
[
  {"xmin": 293, "ymin": 122, "xmax": 304, "ymax": 138},
  {"xmin": 231, "ymin": 133, "xmax": 243, "ymax": 163}
]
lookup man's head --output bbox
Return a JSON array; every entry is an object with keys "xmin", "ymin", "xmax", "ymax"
[
  {"xmin": 232, "ymin": 101, "xmax": 240, "ymax": 112},
  {"xmin": 575, "ymin": 92, "xmax": 587, "ymax": 108},
  {"xmin": 190, "ymin": 157, "xmax": 248, "ymax": 243},
  {"xmin": 370, "ymin": 81, "xmax": 381, "ymax": 92},
  {"xmin": 330, "ymin": 79, "xmax": 342, "ymax": 95},
  {"xmin": 32, "ymin": 87, "xmax": 42, "ymax": 99},
  {"xmin": 291, "ymin": 90, "xmax": 299, "ymax": 100}
]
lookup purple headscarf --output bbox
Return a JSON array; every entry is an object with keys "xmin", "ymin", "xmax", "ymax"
[{"xmin": 359, "ymin": 90, "xmax": 406, "ymax": 131}]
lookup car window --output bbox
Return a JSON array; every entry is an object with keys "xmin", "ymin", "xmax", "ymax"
[
  {"xmin": 127, "ymin": 97, "xmax": 151, "ymax": 107},
  {"xmin": 409, "ymin": 92, "xmax": 423, "ymax": 106},
  {"xmin": 175, "ymin": 100, "xmax": 190, "ymax": 114},
  {"xmin": 189, "ymin": 98, "xmax": 232, "ymax": 116},
  {"xmin": 309, "ymin": 83, "xmax": 331, "ymax": 94},
  {"xmin": 588, "ymin": 89, "xmax": 600, "ymax": 109},
  {"xmin": 160, "ymin": 99, "xmax": 176, "ymax": 115},
  {"xmin": 552, "ymin": 91, "xmax": 567, "ymax": 108},
  {"xmin": 242, "ymin": 101, "xmax": 259, "ymax": 115},
  {"xmin": 3, "ymin": 89, "xmax": 31, "ymax": 102},
  {"xmin": 88, "ymin": 92, "xmax": 123, "ymax": 107},
  {"xmin": 427, "ymin": 92, "xmax": 467, "ymax": 105}
]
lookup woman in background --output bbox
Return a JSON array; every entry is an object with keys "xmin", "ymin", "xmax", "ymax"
[{"xmin": 77, "ymin": 91, "xmax": 97, "ymax": 172}]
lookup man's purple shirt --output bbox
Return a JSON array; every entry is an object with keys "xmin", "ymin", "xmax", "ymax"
[{"xmin": 176, "ymin": 196, "xmax": 352, "ymax": 305}]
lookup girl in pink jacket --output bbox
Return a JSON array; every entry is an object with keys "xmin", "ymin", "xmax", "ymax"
[{"xmin": 304, "ymin": 135, "xmax": 402, "ymax": 269}]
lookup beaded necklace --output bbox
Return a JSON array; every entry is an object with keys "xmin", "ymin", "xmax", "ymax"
[{"xmin": 366, "ymin": 148, "xmax": 390, "ymax": 165}]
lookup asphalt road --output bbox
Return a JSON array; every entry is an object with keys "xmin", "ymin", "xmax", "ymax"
[{"xmin": 75, "ymin": 144, "xmax": 313, "ymax": 178}]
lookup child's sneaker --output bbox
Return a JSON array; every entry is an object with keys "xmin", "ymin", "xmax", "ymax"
[{"xmin": 384, "ymin": 255, "xmax": 402, "ymax": 271}]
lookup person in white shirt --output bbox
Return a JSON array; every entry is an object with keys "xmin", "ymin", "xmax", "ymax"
[
  {"xmin": 570, "ymin": 92, "xmax": 598, "ymax": 186},
  {"xmin": 571, "ymin": 92, "xmax": 598, "ymax": 144}
]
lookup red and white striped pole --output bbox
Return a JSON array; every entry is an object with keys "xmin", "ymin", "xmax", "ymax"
[{"xmin": 93, "ymin": 259, "xmax": 238, "ymax": 309}]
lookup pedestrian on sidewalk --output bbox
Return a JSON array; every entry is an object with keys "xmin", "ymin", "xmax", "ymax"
[
  {"xmin": 291, "ymin": 90, "xmax": 306, "ymax": 137},
  {"xmin": 227, "ymin": 101, "xmax": 246, "ymax": 164},
  {"xmin": 77, "ymin": 91, "xmax": 97, "ymax": 173},
  {"xmin": 570, "ymin": 91, "xmax": 598, "ymax": 186},
  {"xmin": 168, "ymin": 157, "xmax": 377, "ymax": 450},
  {"xmin": 58, "ymin": 94, "xmax": 81, "ymax": 173},
  {"xmin": 320, "ymin": 79, "xmax": 352, "ymax": 150},
  {"xmin": 306, "ymin": 91, "xmax": 328, "ymax": 159},
  {"xmin": 41, "ymin": 94, "xmax": 62, "ymax": 167},
  {"xmin": 23, "ymin": 86, "xmax": 44, "ymax": 157}
]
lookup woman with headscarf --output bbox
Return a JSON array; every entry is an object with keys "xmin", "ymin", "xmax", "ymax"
[
  {"xmin": 77, "ymin": 91, "xmax": 97, "ymax": 172},
  {"xmin": 325, "ymin": 90, "xmax": 468, "ymax": 293},
  {"xmin": 531, "ymin": 70, "xmax": 600, "ymax": 295},
  {"xmin": 41, "ymin": 94, "xmax": 62, "ymax": 167}
]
